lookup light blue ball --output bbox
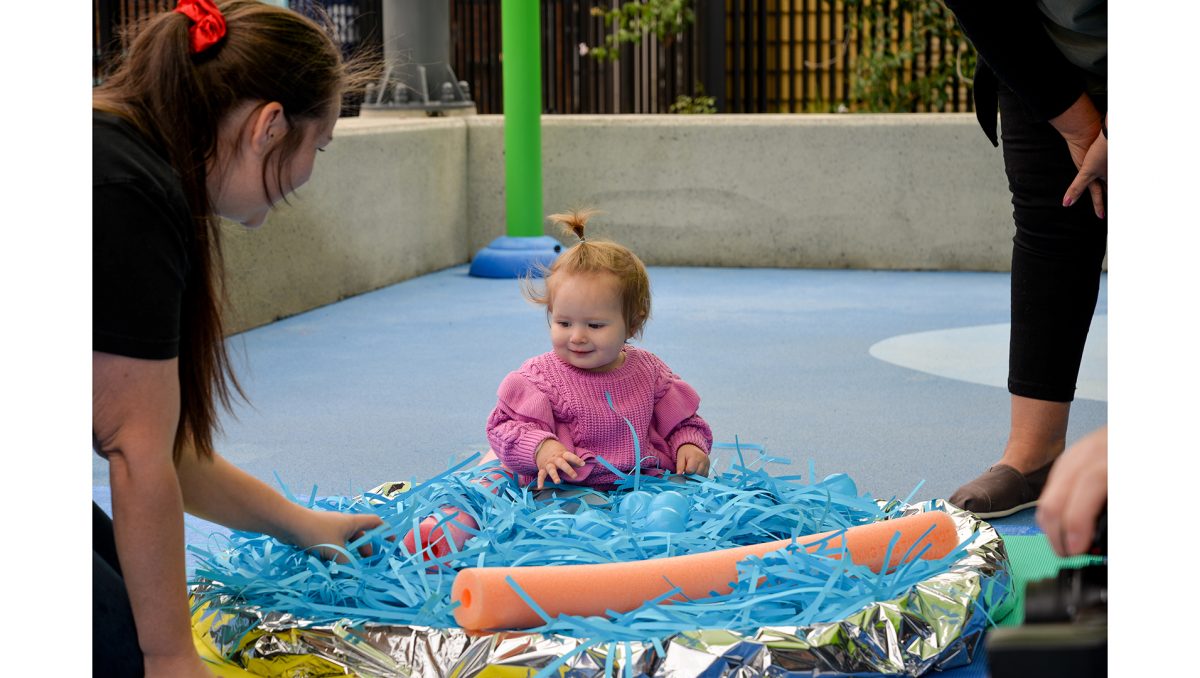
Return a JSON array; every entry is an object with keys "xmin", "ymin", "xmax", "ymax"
[
  {"xmin": 620, "ymin": 491, "xmax": 654, "ymax": 520},
  {"xmin": 643, "ymin": 506, "xmax": 688, "ymax": 533},
  {"xmin": 574, "ymin": 511, "xmax": 613, "ymax": 539},
  {"xmin": 649, "ymin": 490, "xmax": 689, "ymax": 516},
  {"xmin": 643, "ymin": 491, "xmax": 690, "ymax": 532},
  {"xmin": 821, "ymin": 473, "xmax": 858, "ymax": 497}
]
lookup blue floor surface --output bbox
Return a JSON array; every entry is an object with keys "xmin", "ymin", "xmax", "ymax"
[{"xmin": 92, "ymin": 264, "xmax": 1106, "ymax": 677}]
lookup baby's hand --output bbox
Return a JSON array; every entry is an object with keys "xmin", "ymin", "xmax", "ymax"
[
  {"xmin": 534, "ymin": 439, "xmax": 585, "ymax": 489},
  {"xmin": 675, "ymin": 444, "xmax": 710, "ymax": 477}
]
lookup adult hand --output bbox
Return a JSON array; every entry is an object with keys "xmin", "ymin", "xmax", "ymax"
[
  {"xmin": 1036, "ymin": 426, "xmax": 1107, "ymax": 557},
  {"xmin": 674, "ymin": 443, "xmax": 710, "ymax": 476},
  {"xmin": 1049, "ymin": 94, "xmax": 1106, "ymax": 219},
  {"xmin": 289, "ymin": 509, "xmax": 384, "ymax": 562},
  {"xmin": 1062, "ymin": 116, "xmax": 1107, "ymax": 218},
  {"xmin": 534, "ymin": 438, "xmax": 585, "ymax": 489}
]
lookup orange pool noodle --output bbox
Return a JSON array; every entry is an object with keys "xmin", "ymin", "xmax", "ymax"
[{"xmin": 451, "ymin": 510, "xmax": 958, "ymax": 630}]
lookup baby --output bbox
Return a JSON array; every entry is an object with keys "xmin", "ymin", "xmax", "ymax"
[
  {"xmin": 487, "ymin": 209, "xmax": 713, "ymax": 488},
  {"xmin": 404, "ymin": 210, "xmax": 712, "ymax": 558}
]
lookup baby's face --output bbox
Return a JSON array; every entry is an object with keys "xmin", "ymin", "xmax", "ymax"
[{"xmin": 548, "ymin": 272, "xmax": 629, "ymax": 372}]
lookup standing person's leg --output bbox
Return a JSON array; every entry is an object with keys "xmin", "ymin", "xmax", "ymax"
[
  {"xmin": 94, "ymin": 502, "xmax": 145, "ymax": 677},
  {"xmin": 950, "ymin": 85, "xmax": 1107, "ymax": 518}
]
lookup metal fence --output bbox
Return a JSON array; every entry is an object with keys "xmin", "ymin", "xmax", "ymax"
[
  {"xmin": 725, "ymin": 0, "xmax": 974, "ymax": 114},
  {"xmin": 93, "ymin": 0, "xmax": 170, "ymax": 84},
  {"xmin": 450, "ymin": 0, "xmax": 972, "ymax": 115},
  {"xmin": 93, "ymin": 1, "xmax": 972, "ymax": 115},
  {"xmin": 450, "ymin": 0, "xmax": 708, "ymax": 114},
  {"xmin": 92, "ymin": 1, "xmax": 383, "ymax": 89}
]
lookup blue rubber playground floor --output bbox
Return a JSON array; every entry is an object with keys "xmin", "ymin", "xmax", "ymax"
[{"xmin": 92, "ymin": 264, "xmax": 1108, "ymax": 677}]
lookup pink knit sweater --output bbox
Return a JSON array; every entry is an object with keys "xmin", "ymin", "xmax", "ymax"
[{"xmin": 486, "ymin": 345, "xmax": 713, "ymax": 487}]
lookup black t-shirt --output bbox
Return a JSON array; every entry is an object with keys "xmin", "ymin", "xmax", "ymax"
[
  {"xmin": 944, "ymin": 0, "xmax": 1105, "ymax": 146},
  {"xmin": 93, "ymin": 110, "xmax": 194, "ymax": 360}
]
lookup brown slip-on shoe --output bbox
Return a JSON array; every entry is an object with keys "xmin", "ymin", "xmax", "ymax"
[{"xmin": 948, "ymin": 462, "xmax": 1054, "ymax": 519}]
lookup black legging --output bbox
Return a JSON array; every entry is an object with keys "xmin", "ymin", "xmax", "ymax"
[
  {"xmin": 94, "ymin": 502, "xmax": 145, "ymax": 677},
  {"xmin": 999, "ymin": 84, "xmax": 1108, "ymax": 403}
]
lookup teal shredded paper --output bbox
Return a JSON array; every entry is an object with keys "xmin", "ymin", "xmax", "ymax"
[{"xmin": 190, "ymin": 445, "xmax": 974, "ymax": 645}]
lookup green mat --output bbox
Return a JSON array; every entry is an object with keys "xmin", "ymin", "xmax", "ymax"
[{"xmin": 997, "ymin": 534, "xmax": 1105, "ymax": 627}]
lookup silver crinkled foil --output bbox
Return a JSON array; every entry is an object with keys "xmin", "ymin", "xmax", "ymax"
[{"xmin": 195, "ymin": 500, "xmax": 1012, "ymax": 677}]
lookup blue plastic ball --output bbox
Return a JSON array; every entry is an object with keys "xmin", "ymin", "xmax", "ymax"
[
  {"xmin": 574, "ymin": 511, "xmax": 613, "ymax": 539},
  {"xmin": 619, "ymin": 491, "xmax": 654, "ymax": 519},
  {"xmin": 643, "ymin": 506, "xmax": 688, "ymax": 533},
  {"xmin": 649, "ymin": 490, "xmax": 689, "ymax": 516},
  {"xmin": 821, "ymin": 472, "xmax": 858, "ymax": 497}
]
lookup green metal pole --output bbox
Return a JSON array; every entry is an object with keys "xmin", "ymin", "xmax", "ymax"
[
  {"xmin": 501, "ymin": 0, "xmax": 542, "ymax": 238},
  {"xmin": 469, "ymin": 0, "xmax": 559, "ymax": 277}
]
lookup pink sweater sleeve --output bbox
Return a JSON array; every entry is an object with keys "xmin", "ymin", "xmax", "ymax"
[
  {"xmin": 486, "ymin": 371, "xmax": 558, "ymax": 476},
  {"xmin": 652, "ymin": 371, "xmax": 713, "ymax": 458}
]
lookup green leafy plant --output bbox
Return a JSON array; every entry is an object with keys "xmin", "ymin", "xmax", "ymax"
[
  {"xmin": 588, "ymin": 0, "xmax": 695, "ymax": 62},
  {"xmin": 669, "ymin": 83, "xmax": 716, "ymax": 114},
  {"xmin": 840, "ymin": 0, "xmax": 975, "ymax": 112}
]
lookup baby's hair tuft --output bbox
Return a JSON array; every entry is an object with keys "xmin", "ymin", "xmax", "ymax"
[{"xmin": 547, "ymin": 209, "xmax": 603, "ymax": 243}]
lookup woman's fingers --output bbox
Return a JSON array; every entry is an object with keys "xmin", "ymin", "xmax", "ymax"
[
  {"xmin": 1063, "ymin": 174, "xmax": 1105, "ymax": 219},
  {"xmin": 1062, "ymin": 172, "xmax": 1090, "ymax": 208},
  {"xmin": 1036, "ymin": 427, "xmax": 1107, "ymax": 556},
  {"xmin": 1088, "ymin": 180, "xmax": 1105, "ymax": 219},
  {"xmin": 1061, "ymin": 470, "xmax": 1107, "ymax": 554},
  {"xmin": 1063, "ymin": 132, "xmax": 1106, "ymax": 218}
]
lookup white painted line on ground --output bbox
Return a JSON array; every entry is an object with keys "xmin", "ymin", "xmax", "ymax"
[{"xmin": 868, "ymin": 317, "xmax": 1107, "ymax": 402}]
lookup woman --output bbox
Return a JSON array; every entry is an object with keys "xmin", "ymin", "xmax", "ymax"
[
  {"xmin": 93, "ymin": 2, "xmax": 381, "ymax": 675},
  {"xmin": 943, "ymin": 0, "xmax": 1107, "ymax": 518}
]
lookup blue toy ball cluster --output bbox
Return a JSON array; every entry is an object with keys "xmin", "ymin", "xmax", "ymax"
[{"xmin": 619, "ymin": 489, "xmax": 690, "ymax": 532}]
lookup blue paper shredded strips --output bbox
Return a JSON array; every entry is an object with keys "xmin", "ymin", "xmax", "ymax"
[{"xmin": 190, "ymin": 442, "xmax": 972, "ymax": 644}]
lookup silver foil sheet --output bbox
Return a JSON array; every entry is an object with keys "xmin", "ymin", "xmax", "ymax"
[{"xmin": 195, "ymin": 500, "xmax": 1012, "ymax": 677}]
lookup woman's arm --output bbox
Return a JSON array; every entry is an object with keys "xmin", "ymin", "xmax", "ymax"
[
  {"xmin": 93, "ymin": 352, "xmax": 210, "ymax": 677},
  {"xmin": 94, "ymin": 351, "xmax": 383, "ymax": 676},
  {"xmin": 176, "ymin": 449, "xmax": 381, "ymax": 561}
]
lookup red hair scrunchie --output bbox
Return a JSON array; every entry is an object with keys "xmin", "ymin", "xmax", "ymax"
[{"xmin": 174, "ymin": 0, "xmax": 227, "ymax": 55}]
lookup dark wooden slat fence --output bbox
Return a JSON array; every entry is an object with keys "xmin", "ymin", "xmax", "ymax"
[{"xmin": 94, "ymin": 1, "xmax": 972, "ymax": 115}]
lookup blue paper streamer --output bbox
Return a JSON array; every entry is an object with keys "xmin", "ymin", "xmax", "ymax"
[{"xmin": 191, "ymin": 445, "xmax": 991, "ymax": 651}]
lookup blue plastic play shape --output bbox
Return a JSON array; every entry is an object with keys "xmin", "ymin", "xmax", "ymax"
[
  {"xmin": 649, "ymin": 490, "xmax": 689, "ymax": 515},
  {"xmin": 620, "ymin": 489, "xmax": 690, "ymax": 532},
  {"xmin": 469, "ymin": 235, "xmax": 563, "ymax": 278},
  {"xmin": 822, "ymin": 473, "xmax": 858, "ymax": 498},
  {"xmin": 619, "ymin": 491, "xmax": 653, "ymax": 519}
]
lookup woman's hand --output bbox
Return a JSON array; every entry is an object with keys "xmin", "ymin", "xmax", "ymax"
[
  {"xmin": 1050, "ymin": 95, "xmax": 1106, "ymax": 219},
  {"xmin": 286, "ymin": 509, "xmax": 384, "ymax": 562},
  {"xmin": 1036, "ymin": 426, "xmax": 1107, "ymax": 557},
  {"xmin": 674, "ymin": 444, "xmax": 710, "ymax": 477},
  {"xmin": 534, "ymin": 438, "xmax": 585, "ymax": 489},
  {"xmin": 1062, "ymin": 119, "xmax": 1107, "ymax": 217}
]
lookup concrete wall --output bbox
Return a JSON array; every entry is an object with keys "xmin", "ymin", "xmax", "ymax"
[
  {"xmin": 221, "ymin": 117, "xmax": 469, "ymax": 333},
  {"xmin": 222, "ymin": 113, "xmax": 1016, "ymax": 333},
  {"xmin": 466, "ymin": 114, "xmax": 1013, "ymax": 271}
]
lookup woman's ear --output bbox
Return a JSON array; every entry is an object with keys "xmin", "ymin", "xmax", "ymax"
[{"xmin": 247, "ymin": 101, "xmax": 288, "ymax": 155}]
